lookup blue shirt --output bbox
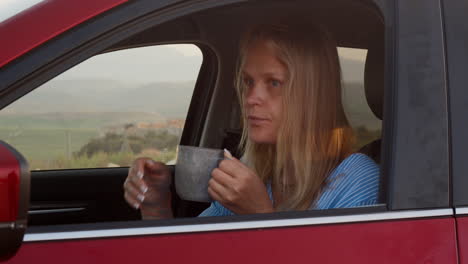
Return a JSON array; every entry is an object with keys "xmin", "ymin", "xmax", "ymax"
[{"xmin": 198, "ymin": 153, "xmax": 380, "ymax": 216}]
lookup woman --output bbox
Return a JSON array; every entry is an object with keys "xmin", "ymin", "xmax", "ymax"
[{"xmin": 123, "ymin": 22, "xmax": 380, "ymax": 219}]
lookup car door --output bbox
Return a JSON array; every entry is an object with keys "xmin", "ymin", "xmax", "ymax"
[
  {"xmin": 443, "ymin": 0, "xmax": 468, "ymax": 263},
  {"xmin": 0, "ymin": 0, "xmax": 458, "ymax": 263}
]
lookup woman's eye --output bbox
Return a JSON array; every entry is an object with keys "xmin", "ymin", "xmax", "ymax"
[
  {"xmin": 270, "ymin": 79, "xmax": 281, "ymax": 87},
  {"xmin": 244, "ymin": 77, "xmax": 254, "ymax": 87}
]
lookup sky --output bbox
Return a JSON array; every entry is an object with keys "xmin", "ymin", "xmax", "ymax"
[
  {"xmin": 55, "ymin": 44, "xmax": 203, "ymax": 84},
  {"xmin": 52, "ymin": 45, "xmax": 365, "ymax": 84},
  {"xmin": 0, "ymin": 0, "xmax": 44, "ymax": 23}
]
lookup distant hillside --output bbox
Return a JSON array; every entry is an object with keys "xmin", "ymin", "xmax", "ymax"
[
  {"xmin": 2, "ymin": 80, "xmax": 196, "ymax": 119},
  {"xmin": 0, "ymin": 112, "xmax": 165, "ymax": 130}
]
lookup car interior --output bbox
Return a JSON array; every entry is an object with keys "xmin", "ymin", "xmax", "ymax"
[{"xmin": 26, "ymin": 0, "xmax": 385, "ymax": 226}]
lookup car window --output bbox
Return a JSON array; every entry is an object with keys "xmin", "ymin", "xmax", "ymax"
[
  {"xmin": 339, "ymin": 47, "xmax": 381, "ymax": 151},
  {"xmin": 0, "ymin": 44, "xmax": 202, "ymax": 170}
]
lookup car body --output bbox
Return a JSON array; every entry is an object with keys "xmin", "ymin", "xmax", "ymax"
[{"xmin": 0, "ymin": 0, "xmax": 467, "ymax": 263}]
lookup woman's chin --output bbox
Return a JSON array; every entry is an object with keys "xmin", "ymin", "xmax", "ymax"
[{"xmin": 248, "ymin": 133, "xmax": 277, "ymax": 145}]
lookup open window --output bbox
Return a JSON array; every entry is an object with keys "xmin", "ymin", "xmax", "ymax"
[{"xmin": 0, "ymin": 44, "xmax": 203, "ymax": 170}]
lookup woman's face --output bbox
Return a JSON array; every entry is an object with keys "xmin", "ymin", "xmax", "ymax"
[{"xmin": 242, "ymin": 39, "xmax": 287, "ymax": 144}]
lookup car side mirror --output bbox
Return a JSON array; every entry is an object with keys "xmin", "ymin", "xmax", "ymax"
[{"xmin": 0, "ymin": 141, "xmax": 30, "ymax": 261}]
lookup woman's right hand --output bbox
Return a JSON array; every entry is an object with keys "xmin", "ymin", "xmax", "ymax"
[{"xmin": 123, "ymin": 157, "xmax": 173, "ymax": 220}]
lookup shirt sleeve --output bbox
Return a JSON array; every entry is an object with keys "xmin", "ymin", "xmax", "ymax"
[{"xmin": 314, "ymin": 153, "xmax": 380, "ymax": 209}]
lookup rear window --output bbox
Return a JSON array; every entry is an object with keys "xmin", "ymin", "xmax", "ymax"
[{"xmin": 339, "ymin": 47, "xmax": 381, "ymax": 151}]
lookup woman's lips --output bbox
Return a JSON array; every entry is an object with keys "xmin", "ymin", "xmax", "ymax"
[{"xmin": 248, "ymin": 115, "xmax": 270, "ymax": 126}]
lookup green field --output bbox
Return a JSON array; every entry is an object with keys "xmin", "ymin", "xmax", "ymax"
[
  {"xmin": 0, "ymin": 128, "xmax": 99, "ymax": 164},
  {"xmin": 0, "ymin": 127, "xmax": 179, "ymax": 170},
  {"xmin": 0, "ymin": 111, "xmax": 174, "ymax": 169}
]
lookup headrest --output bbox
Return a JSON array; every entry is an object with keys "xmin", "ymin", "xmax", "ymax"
[{"xmin": 364, "ymin": 39, "xmax": 385, "ymax": 120}]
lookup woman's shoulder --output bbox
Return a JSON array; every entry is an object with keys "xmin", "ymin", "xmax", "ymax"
[
  {"xmin": 314, "ymin": 153, "xmax": 380, "ymax": 209},
  {"xmin": 331, "ymin": 153, "xmax": 380, "ymax": 179}
]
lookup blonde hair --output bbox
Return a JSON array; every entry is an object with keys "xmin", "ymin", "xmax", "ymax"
[{"xmin": 235, "ymin": 23, "xmax": 354, "ymax": 211}]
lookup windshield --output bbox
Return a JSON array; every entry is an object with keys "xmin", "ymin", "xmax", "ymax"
[{"xmin": 0, "ymin": 0, "xmax": 44, "ymax": 23}]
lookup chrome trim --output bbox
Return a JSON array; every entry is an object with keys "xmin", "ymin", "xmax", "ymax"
[
  {"xmin": 24, "ymin": 208, "xmax": 453, "ymax": 242},
  {"xmin": 28, "ymin": 207, "xmax": 86, "ymax": 215},
  {"xmin": 455, "ymin": 207, "xmax": 468, "ymax": 215}
]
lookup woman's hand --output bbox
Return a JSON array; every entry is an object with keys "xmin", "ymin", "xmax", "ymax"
[
  {"xmin": 123, "ymin": 157, "xmax": 173, "ymax": 220},
  {"xmin": 208, "ymin": 153, "xmax": 274, "ymax": 215}
]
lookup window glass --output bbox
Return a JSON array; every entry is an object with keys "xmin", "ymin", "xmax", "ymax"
[
  {"xmin": 0, "ymin": 44, "xmax": 202, "ymax": 170},
  {"xmin": 338, "ymin": 47, "xmax": 382, "ymax": 150}
]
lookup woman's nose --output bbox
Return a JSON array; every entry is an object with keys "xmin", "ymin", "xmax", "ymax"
[{"xmin": 246, "ymin": 83, "xmax": 266, "ymax": 105}]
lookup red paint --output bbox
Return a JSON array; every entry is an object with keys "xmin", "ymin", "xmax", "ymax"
[
  {"xmin": 5, "ymin": 217, "xmax": 457, "ymax": 263},
  {"xmin": 0, "ymin": 144, "xmax": 20, "ymax": 222},
  {"xmin": 0, "ymin": 0, "xmax": 128, "ymax": 68},
  {"xmin": 455, "ymin": 216, "xmax": 468, "ymax": 263}
]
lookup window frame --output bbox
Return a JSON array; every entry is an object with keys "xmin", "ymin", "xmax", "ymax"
[
  {"xmin": 442, "ymin": 0, "xmax": 468, "ymax": 207},
  {"xmin": 382, "ymin": 0, "xmax": 450, "ymax": 210}
]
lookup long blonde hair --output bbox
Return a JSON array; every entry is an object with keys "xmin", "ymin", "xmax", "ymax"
[{"xmin": 236, "ymin": 23, "xmax": 354, "ymax": 211}]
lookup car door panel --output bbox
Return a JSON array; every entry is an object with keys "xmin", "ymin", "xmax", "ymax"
[
  {"xmin": 5, "ymin": 215, "xmax": 457, "ymax": 264},
  {"xmin": 27, "ymin": 166, "xmax": 207, "ymax": 225}
]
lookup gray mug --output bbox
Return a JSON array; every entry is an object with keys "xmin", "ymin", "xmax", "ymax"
[{"xmin": 175, "ymin": 145, "xmax": 224, "ymax": 202}]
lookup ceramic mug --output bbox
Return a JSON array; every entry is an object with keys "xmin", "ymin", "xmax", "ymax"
[{"xmin": 175, "ymin": 145, "xmax": 224, "ymax": 202}]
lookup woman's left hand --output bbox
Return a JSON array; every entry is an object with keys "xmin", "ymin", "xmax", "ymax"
[{"xmin": 208, "ymin": 154, "xmax": 274, "ymax": 215}]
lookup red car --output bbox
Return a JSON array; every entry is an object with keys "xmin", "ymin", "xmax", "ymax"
[{"xmin": 1, "ymin": 0, "xmax": 467, "ymax": 263}]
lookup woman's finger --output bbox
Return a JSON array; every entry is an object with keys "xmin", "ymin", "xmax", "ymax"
[
  {"xmin": 124, "ymin": 192, "xmax": 141, "ymax": 210},
  {"xmin": 208, "ymin": 177, "xmax": 229, "ymax": 202},
  {"xmin": 217, "ymin": 159, "xmax": 245, "ymax": 178},
  {"xmin": 207, "ymin": 185, "xmax": 222, "ymax": 202},
  {"xmin": 208, "ymin": 181, "xmax": 225, "ymax": 204},
  {"xmin": 129, "ymin": 158, "xmax": 147, "ymax": 178},
  {"xmin": 124, "ymin": 179, "xmax": 145, "ymax": 203},
  {"xmin": 211, "ymin": 168, "xmax": 236, "ymax": 189},
  {"xmin": 128, "ymin": 169, "xmax": 148, "ymax": 193}
]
